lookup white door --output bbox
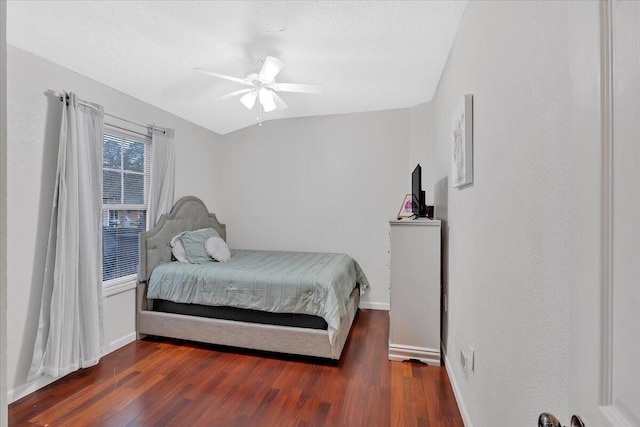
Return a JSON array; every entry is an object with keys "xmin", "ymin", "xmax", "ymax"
[
  {"xmin": 605, "ymin": 0, "xmax": 640, "ymax": 424},
  {"xmin": 568, "ymin": 1, "xmax": 640, "ymax": 426},
  {"xmin": 0, "ymin": 2, "xmax": 7, "ymax": 425}
]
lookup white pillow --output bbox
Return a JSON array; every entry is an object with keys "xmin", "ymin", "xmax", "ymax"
[{"xmin": 205, "ymin": 236, "xmax": 231, "ymax": 262}]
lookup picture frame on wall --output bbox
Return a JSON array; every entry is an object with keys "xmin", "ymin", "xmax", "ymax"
[
  {"xmin": 397, "ymin": 194, "xmax": 414, "ymax": 218},
  {"xmin": 452, "ymin": 94, "xmax": 473, "ymax": 188}
]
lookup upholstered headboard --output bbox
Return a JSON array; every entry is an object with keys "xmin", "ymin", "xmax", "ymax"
[{"xmin": 138, "ymin": 196, "xmax": 227, "ymax": 282}]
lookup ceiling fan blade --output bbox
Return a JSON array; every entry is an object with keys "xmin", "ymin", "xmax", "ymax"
[
  {"xmin": 216, "ymin": 88, "xmax": 252, "ymax": 101},
  {"xmin": 258, "ymin": 88, "xmax": 277, "ymax": 113},
  {"xmin": 194, "ymin": 68, "xmax": 249, "ymax": 85},
  {"xmin": 240, "ymin": 91, "xmax": 258, "ymax": 109},
  {"xmin": 271, "ymin": 91, "xmax": 288, "ymax": 111},
  {"xmin": 271, "ymin": 82, "xmax": 325, "ymax": 94},
  {"xmin": 259, "ymin": 56, "xmax": 284, "ymax": 82}
]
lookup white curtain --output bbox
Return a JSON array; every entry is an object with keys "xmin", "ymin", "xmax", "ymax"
[
  {"xmin": 147, "ymin": 128, "xmax": 175, "ymax": 228},
  {"xmin": 28, "ymin": 92, "xmax": 105, "ymax": 381}
]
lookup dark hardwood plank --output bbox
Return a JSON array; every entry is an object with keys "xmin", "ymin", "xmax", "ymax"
[{"xmin": 9, "ymin": 310, "xmax": 463, "ymax": 426}]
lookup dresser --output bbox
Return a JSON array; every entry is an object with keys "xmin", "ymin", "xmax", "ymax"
[{"xmin": 388, "ymin": 218, "xmax": 442, "ymax": 365}]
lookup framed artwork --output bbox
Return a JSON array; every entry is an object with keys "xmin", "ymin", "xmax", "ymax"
[
  {"xmin": 452, "ymin": 94, "xmax": 473, "ymax": 188},
  {"xmin": 397, "ymin": 194, "xmax": 414, "ymax": 218}
]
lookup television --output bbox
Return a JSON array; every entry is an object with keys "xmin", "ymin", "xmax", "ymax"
[{"xmin": 411, "ymin": 164, "xmax": 427, "ymax": 218}]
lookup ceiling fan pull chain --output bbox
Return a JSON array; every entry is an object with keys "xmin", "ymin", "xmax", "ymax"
[{"xmin": 256, "ymin": 99, "xmax": 262, "ymax": 126}]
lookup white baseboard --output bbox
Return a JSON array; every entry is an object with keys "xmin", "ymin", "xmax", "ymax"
[
  {"xmin": 359, "ymin": 301, "xmax": 389, "ymax": 310},
  {"xmin": 104, "ymin": 332, "xmax": 136, "ymax": 355},
  {"xmin": 443, "ymin": 347, "xmax": 473, "ymax": 427},
  {"xmin": 9, "ymin": 332, "xmax": 137, "ymax": 404},
  {"xmin": 8, "ymin": 374, "xmax": 58, "ymax": 404},
  {"xmin": 388, "ymin": 343, "xmax": 441, "ymax": 366}
]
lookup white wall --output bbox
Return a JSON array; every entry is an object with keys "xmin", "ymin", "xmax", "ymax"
[
  {"xmin": 408, "ymin": 102, "xmax": 437, "ymax": 206},
  {"xmin": 218, "ymin": 111, "xmax": 414, "ymax": 308},
  {"xmin": 6, "ymin": 45, "xmax": 223, "ymax": 401},
  {"xmin": 429, "ymin": 1, "xmax": 601, "ymax": 425}
]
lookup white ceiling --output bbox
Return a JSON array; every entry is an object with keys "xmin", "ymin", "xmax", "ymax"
[{"xmin": 7, "ymin": 1, "xmax": 466, "ymax": 135}]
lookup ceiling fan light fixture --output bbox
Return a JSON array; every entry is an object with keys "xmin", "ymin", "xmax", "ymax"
[
  {"xmin": 240, "ymin": 91, "xmax": 257, "ymax": 109},
  {"xmin": 197, "ymin": 54, "xmax": 320, "ymax": 116},
  {"xmin": 258, "ymin": 88, "xmax": 277, "ymax": 112},
  {"xmin": 259, "ymin": 56, "xmax": 285, "ymax": 82}
]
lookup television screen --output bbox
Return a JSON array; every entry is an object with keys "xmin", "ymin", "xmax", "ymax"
[{"xmin": 411, "ymin": 164, "xmax": 424, "ymax": 217}]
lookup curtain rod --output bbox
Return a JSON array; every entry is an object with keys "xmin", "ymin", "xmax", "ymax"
[{"xmin": 55, "ymin": 92, "xmax": 166, "ymax": 135}]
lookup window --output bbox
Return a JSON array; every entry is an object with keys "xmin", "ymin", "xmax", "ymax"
[{"xmin": 102, "ymin": 125, "xmax": 151, "ymax": 285}]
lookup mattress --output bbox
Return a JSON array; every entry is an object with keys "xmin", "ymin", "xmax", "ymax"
[
  {"xmin": 151, "ymin": 299, "xmax": 329, "ymax": 329},
  {"xmin": 148, "ymin": 249, "xmax": 370, "ymax": 345}
]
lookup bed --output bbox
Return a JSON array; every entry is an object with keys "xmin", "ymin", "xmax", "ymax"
[{"xmin": 136, "ymin": 196, "xmax": 369, "ymax": 360}]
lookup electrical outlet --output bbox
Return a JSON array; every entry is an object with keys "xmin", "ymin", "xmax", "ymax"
[{"xmin": 456, "ymin": 334, "xmax": 468, "ymax": 379}]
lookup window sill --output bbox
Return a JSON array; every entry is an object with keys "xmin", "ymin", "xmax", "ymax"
[{"xmin": 103, "ymin": 280, "xmax": 136, "ymax": 298}]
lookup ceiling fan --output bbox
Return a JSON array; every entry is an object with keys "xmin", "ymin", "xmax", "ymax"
[{"xmin": 195, "ymin": 56, "xmax": 325, "ymax": 114}]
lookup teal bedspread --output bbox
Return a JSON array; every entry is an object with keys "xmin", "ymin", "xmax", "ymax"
[{"xmin": 148, "ymin": 250, "xmax": 370, "ymax": 345}]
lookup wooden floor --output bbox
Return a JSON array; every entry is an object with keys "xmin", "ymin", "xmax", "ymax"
[{"xmin": 9, "ymin": 310, "xmax": 463, "ymax": 426}]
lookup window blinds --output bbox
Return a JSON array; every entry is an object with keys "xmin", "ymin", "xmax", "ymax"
[{"xmin": 102, "ymin": 125, "xmax": 151, "ymax": 284}]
